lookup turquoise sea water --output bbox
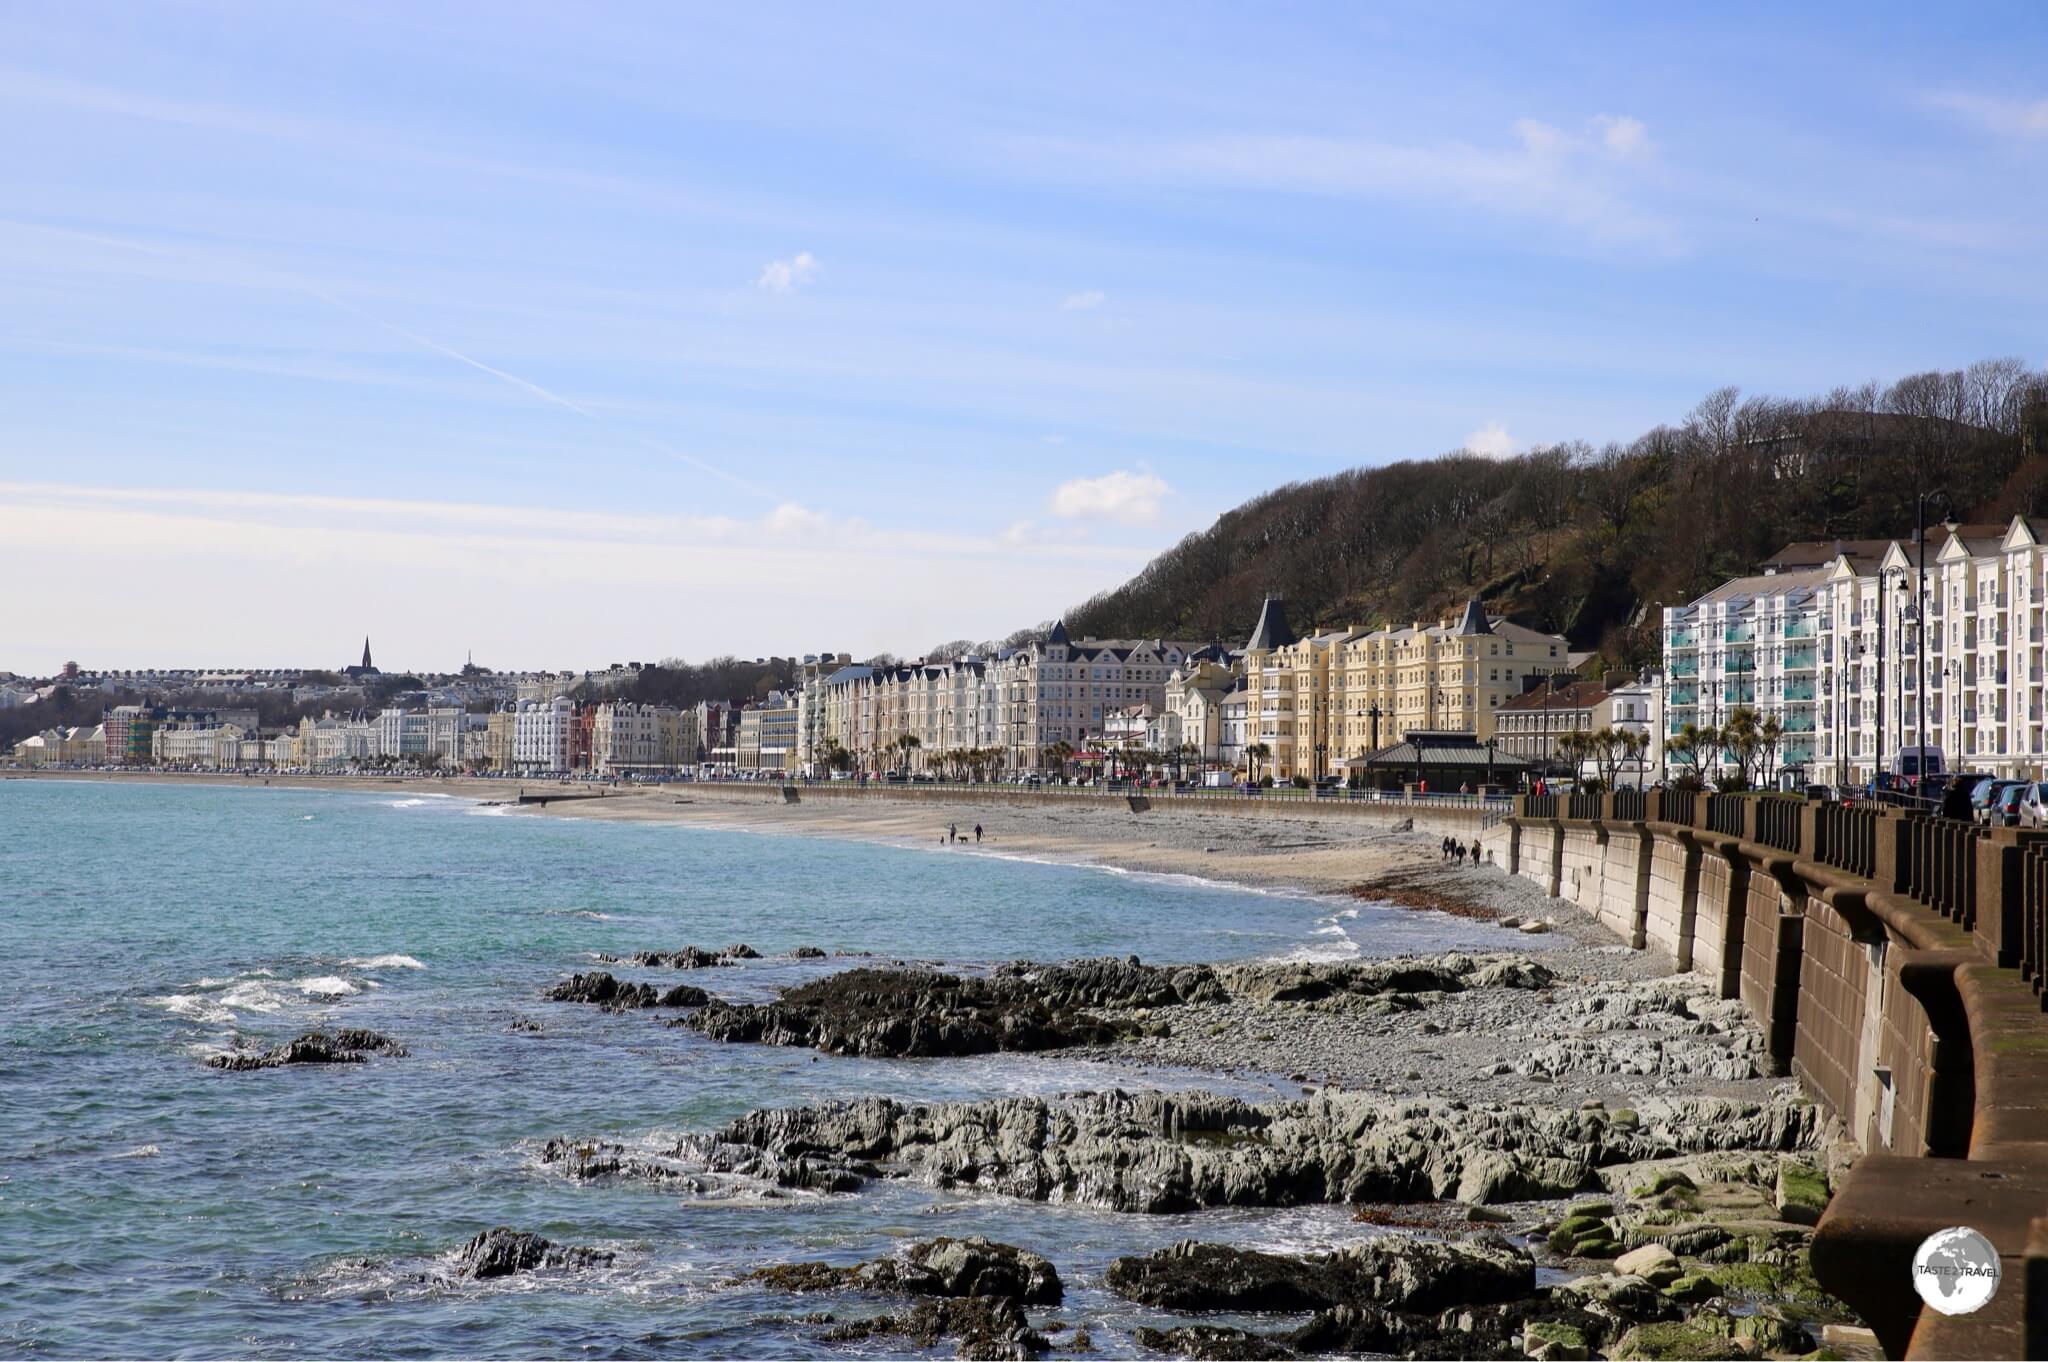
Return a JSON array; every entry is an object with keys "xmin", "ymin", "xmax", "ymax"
[{"xmin": 0, "ymin": 781, "xmax": 1521, "ymax": 1358}]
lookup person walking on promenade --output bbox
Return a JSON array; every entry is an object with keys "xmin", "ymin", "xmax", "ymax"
[{"xmin": 1940, "ymin": 778, "xmax": 1971, "ymax": 822}]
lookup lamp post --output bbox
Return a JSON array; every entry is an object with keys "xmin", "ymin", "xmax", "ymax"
[{"xmin": 1913, "ymin": 496, "xmax": 1956, "ymax": 786}]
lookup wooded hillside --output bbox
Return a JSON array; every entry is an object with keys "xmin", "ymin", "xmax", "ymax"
[{"xmin": 1061, "ymin": 360, "xmax": 2048, "ymax": 670}]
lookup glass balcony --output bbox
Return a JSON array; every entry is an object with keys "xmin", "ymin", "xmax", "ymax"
[
  {"xmin": 1724, "ymin": 625, "xmax": 1754, "ymax": 644},
  {"xmin": 1670, "ymin": 659, "xmax": 1699, "ymax": 678},
  {"xmin": 1784, "ymin": 648, "xmax": 1817, "ymax": 670},
  {"xmin": 1668, "ymin": 631, "xmax": 1698, "ymax": 649},
  {"xmin": 1783, "ymin": 683, "xmax": 1816, "ymax": 701},
  {"xmin": 1670, "ymin": 687, "xmax": 1698, "ymax": 706},
  {"xmin": 1784, "ymin": 619, "xmax": 1815, "ymax": 638}
]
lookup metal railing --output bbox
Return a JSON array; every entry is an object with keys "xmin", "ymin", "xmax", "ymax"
[
  {"xmin": 1611, "ymin": 789, "xmax": 1647, "ymax": 822},
  {"xmin": 2020, "ymin": 845, "xmax": 2048, "ymax": 1005},
  {"xmin": 1661, "ymin": 789, "xmax": 1698, "ymax": 828},
  {"xmin": 1706, "ymin": 792, "xmax": 1747, "ymax": 837},
  {"xmin": 1568, "ymin": 791, "xmax": 1604, "ymax": 821},
  {"xmin": 1900, "ymin": 813, "xmax": 1980, "ymax": 931},
  {"xmin": 1756, "ymin": 796, "xmax": 1804, "ymax": 854},
  {"xmin": 1522, "ymin": 793, "xmax": 1559, "ymax": 819},
  {"xmin": 1815, "ymin": 803, "xmax": 1878, "ymax": 879}
]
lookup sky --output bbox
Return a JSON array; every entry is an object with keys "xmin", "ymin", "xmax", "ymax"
[{"xmin": 3, "ymin": 2, "xmax": 2045, "ymax": 675}]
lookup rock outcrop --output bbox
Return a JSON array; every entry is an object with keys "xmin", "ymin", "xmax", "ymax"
[
  {"xmin": 206, "ymin": 1029, "xmax": 407, "ymax": 1070},
  {"xmin": 453, "ymin": 1226, "xmax": 614, "ymax": 1279},
  {"xmin": 543, "ymin": 972, "xmax": 710, "ymax": 1009},
  {"xmin": 547, "ymin": 1087, "xmax": 1825, "ymax": 1213},
  {"xmin": 1106, "ymin": 1236, "xmax": 1532, "ymax": 1313},
  {"xmin": 686, "ymin": 968, "xmax": 1126, "ymax": 1058},
  {"xmin": 680, "ymin": 953, "xmax": 1557, "ymax": 1061},
  {"xmin": 744, "ymin": 1236, "xmax": 1061, "ymax": 1305}
]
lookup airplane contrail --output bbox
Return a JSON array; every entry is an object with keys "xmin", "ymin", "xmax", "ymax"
[
  {"xmin": 8, "ymin": 218, "xmax": 776, "ymax": 502},
  {"xmin": 301, "ymin": 284, "xmax": 776, "ymax": 500}
]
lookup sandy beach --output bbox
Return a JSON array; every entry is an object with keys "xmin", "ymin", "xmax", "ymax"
[
  {"xmin": 15, "ymin": 769, "xmax": 1765, "ymax": 1107},
  {"xmin": 10, "ymin": 769, "xmax": 1488, "ymax": 900}
]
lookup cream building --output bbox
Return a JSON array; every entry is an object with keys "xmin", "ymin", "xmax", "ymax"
[
  {"xmin": 591, "ymin": 702, "xmax": 688, "ymax": 776},
  {"xmin": 1243, "ymin": 596, "xmax": 1572, "ymax": 782}
]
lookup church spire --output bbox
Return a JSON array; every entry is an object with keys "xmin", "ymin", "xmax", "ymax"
[{"xmin": 362, "ymin": 636, "xmax": 373, "ymax": 670}]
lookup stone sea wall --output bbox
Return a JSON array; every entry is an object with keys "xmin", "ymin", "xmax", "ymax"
[{"xmin": 1494, "ymin": 793, "xmax": 2048, "ymax": 1360}]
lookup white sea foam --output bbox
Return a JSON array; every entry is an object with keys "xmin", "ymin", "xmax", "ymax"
[
  {"xmin": 296, "ymin": 975, "xmax": 359, "ymax": 998},
  {"xmin": 114, "ymin": 1144, "xmax": 160, "ymax": 1159},
  {"xmin": 149, "ymin": 994, "xmax": 234, "ymax": 1025},
  {"xmin": 221, "ymin": 981, "xmax": 289, "ymax": 1012},
  {"xmin": 341, "ymin": 954, "xmax": 425, "ymax": 970},
  {"xmin": 1311, "ymin": 924, "xmax": 1349, "ymax": 938},
  {"xmin": 386, "ymin": 798, "xmax": 429, "ymax": 808}
]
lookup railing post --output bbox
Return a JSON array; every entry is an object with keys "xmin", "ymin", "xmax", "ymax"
[{"xmin": 1978, "ymin": 828, "xmax": 2048, "ymax": 966}]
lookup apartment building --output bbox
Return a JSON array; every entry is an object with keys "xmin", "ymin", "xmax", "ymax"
[
  {"xmin": 513, "ymin": 695, "xmax": 577, "ymax": 773},
  {"xmin": 736, "ymin": 697, "xmax": 800, "ymax": 773},
  {"xmin": 1244, "ymin": 596, "xmax": 1572, "ymax": 782},
  {"xmin": 590, "ymin": 702, "xmax": 690, "ymax": 776}
]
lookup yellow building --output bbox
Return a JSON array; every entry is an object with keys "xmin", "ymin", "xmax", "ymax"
[{"xmin": 1244, "ymin": 596, "xmax": 1572, "ymax": 781}]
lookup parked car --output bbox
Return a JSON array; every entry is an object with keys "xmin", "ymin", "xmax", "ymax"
[
  {"xmin": 1974, "ymin": 779, "xmax": 2022, "ymax": 824},
  {"xmin": 2017, "ymin": 782, "xmax": 2048, "ymax": 829},
  {"xmin": 1992, "ymin": 782, "xmax": 2029, "ymax": 827}
]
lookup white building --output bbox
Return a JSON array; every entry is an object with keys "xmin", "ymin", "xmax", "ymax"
[
  {"xmin": 591, "ymin": 702, "xmax": 690, "ymax": 775},
  {"xmin": 513, "ymin": 696, "xmax": 577, "ymax": 773}
]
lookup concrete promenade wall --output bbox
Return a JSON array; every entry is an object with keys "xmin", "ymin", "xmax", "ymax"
[
  {"xmin": 1503, "ymin": 794, "xmax": 2048, "ymax": 1360},
  {"xmin": 685, "ymin": 780, "xmax": 1497, "ymax": 838}
]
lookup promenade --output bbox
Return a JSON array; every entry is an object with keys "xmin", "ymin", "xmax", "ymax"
[{"xmin": 1501, "ymin": 790, "xmax": 2048, "ymax": 1359}]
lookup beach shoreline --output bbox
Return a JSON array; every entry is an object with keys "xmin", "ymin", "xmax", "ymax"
[{"xmin": 7, "ymin": 768, "xmax": 1499, "ymax": 904}]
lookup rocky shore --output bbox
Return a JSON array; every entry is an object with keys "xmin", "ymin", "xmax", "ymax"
[{"xmin": 519, "ymin": 834, "xmax": 1874, "ymax": 1357}]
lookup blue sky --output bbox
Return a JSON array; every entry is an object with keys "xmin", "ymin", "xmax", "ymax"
[{"xmin": 4, "ymin": 2, "xmax": 2045, "ymax": 673}]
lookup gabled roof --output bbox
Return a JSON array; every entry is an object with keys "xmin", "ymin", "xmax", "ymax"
[{"xmin": 1245, "ymin": 597, "xmax": 1297, "ymax": 652}]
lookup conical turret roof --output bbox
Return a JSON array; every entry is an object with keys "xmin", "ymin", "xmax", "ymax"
[
  {"xmin": 1245, "ymin": 597, "xmax": 1297, "ymax": 652},
  {"xmin": 1453, "ymin": 598, "xmax": 1493, "ymax": 635}
]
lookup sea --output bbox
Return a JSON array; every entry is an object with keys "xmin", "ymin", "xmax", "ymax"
[{"xmin": 0, "ymin": 780, "xmax": 1530, "ymax": 1358}]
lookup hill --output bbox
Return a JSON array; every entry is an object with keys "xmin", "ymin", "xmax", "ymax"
[{"xmin": 1060, "ymin": 360, "xmax": 2048, "ymax": 670}]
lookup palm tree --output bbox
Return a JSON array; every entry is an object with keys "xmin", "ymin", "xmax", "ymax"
[{"xmin": 1246, "ymin": 742, "xmax": 1271, "ymax": 785}]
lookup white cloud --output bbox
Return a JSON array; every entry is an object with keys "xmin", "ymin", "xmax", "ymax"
[
  {"xmin": 0, "ymin": 482, "xmax": 1149, "ymax": 672},
  {"xmin": 763, "ymin": 502, "xmax": 830, "ymax": 536},
  {"xmin": 1592, "ymin": 114, "xmax": 1650, "ymax": 157},
  {"xmin": 1463, "ymin": 421, "xmax": 1514, "ymax": 458},
  {"xmin": 756, "ymin": 250, "xmax": 821, "ymax": 293},
  {"xmin": 1059, "ymin": 289, "xmax": 1106, "ymax": 311},
  {"xmin": 1008, "ymin": 114, "xmax": 1675, "ymax": 253},
  {"xmin": 1926, "ymin": 91, "xmax": 2048, "ymax": 139},
  {"xmin": 1050, "ymin": 469, "xmax": 1170, "ymax": 525}
]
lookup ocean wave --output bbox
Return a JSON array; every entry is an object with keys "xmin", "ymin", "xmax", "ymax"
[
  {"xmin": 114, "ymin": 1144, "xmax": 160, "ymax": 1159},
  {"xmin": 221, "ymin": 982, "xmax": 290, "ymax": 1012},
  {"xmin": 341, "ymin": 954, "xmax": 425, "ymax": 970},
  {"xmin": 386, "ymin": 798, "xmax": 430, "ymax": 808},
  {"xmin": 148, "ymin": 994, "xmax": 234, "ymax": 1025},
  {"xmin": 295, "ymin": 975, "xmax": 360, "ymax": 998}
]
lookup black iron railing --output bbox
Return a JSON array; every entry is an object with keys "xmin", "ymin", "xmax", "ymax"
[
  {"xmin": 1706, "ymin": 792, "xmax": 1747, "ymax": 837},
  {"xmin": 1611, "ymin": 789, "xmax": 1647, "ymax": 822},
  {"xmin": 1568, "ymin": 791, "xmax": 1604, "ymax": 821},
  {"xmin": 1900, "ymin": 814, "xmax": 1981, "ymax": 931},
  {"xmin": 1755, "ymin": 796, "xmax": 1804, "ymax": 854},
  {"xmin": 1815, "ymin": 802, "xmax": 1877, "ymax": 879}
]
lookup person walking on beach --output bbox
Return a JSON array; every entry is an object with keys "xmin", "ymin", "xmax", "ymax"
[
  {"xmin": 1471, "ymin": 836, "xmax": 1484, "ymax": 864},
  {"xmin": 974, "ymin": 824, "xmax": 983, "ymax": 843},
  {"xmin": 949, "ymin": 823, "xmax": 958, "ymax": 844}
]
